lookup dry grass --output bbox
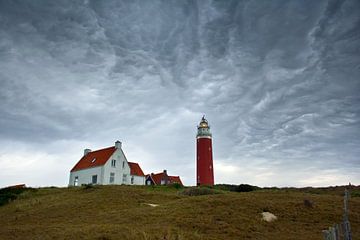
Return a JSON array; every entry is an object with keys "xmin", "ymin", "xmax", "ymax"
[{"xmin": 0, "ymin": 185, "xmax": 359, "ymax": 239}]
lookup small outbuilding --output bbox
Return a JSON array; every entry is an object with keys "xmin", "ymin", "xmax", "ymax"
[{"xmin": 145, "ymin": 170, "xmax": 183, "ymax": 186}]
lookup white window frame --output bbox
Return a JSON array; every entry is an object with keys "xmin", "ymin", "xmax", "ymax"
[
  {"xmin": 92, "ymin": 175, "xmax": 97, "ymax": 184},
  {"xmin": 111, "ymin": 159, "xmax": 116, "ymax": 167},
  {"xmin": 110, "ymin": 172, "xmax": 115, "ymax": 184}
]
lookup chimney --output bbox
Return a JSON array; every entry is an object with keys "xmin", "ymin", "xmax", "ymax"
[
  {"xmin": 84, "ymin": 149, "xmax": 91, "ymax": 156},
  {"xmin": 163, "ymin": 169, "xmax": 167, "ymax": 175},
  {"xmin": 115, "ymin": 140, "xmax": 122, "ymax": 149}
]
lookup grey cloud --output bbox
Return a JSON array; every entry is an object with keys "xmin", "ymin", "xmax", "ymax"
[{"xmin": 0, "ymin": 0, "xmax": 359, "ymax": 187}]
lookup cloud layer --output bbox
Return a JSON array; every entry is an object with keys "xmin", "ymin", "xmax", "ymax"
[{"xmin": 0, "ymin": 0, "xmax": 359, "ymax": 187}]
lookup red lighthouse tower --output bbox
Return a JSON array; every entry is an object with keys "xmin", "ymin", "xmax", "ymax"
[{"xmin": 196, "ymin": 116, "xmax": 214, "ymax": 186}]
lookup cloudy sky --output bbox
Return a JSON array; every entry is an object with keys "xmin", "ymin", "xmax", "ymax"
[{"xmin": 0, "ymin": 0, "xmax": 359, "ymax": 188}]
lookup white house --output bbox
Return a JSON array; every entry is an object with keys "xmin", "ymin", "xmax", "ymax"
[{"xmin": 69, "ymin": 141, "xmax": 145, "ymax": 186}]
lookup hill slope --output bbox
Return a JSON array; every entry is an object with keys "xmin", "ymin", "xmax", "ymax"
[{"xmin": 0, "ymin": 185, "xmax": 359, "ymax": 240}]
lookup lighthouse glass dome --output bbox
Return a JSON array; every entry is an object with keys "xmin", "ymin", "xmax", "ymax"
[{"xmin": 197, "ymin": 116, "xmax": 212, "ymax": 137}]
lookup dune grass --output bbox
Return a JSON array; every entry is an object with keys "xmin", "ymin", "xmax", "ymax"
[{"xmin": 0, "ymin": 185, "xmax": 359, "ymax": 239}]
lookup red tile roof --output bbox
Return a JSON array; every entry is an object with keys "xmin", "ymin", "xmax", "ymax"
[
  {"xmin": 150, "ymin": 172, "xmax": 166, "ymax": 185},
  {"xmin": 128, "ymin": 162, "xmax": 145, "ymax": 176},
  {"xmin": 148, "ymin": 172, "xmax": 183, "ymax": 186},
  {"xmin": 4, "ymin": 184, "xmax": 26, "ymax": 189},
  {"xmin": 169, "ymin": 176, "xmax": 183, "ymax": 186},
  {"xmin": 71, "ymin": 146, "xmax": 116, "ymax": 172}
]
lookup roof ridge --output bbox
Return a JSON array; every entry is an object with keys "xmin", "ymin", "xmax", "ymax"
[
  {"xmin": 88, "ymin": 146, "xmax": 115, "ymax": 153},
  {"xmin": 70, "ymin": 146, "xmax": 117, "ymax": 172}
]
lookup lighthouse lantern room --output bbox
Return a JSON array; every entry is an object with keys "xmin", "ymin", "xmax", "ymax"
[{"xmin": 196, "ymin": 116, "xmax": 214, "ymax": 186}]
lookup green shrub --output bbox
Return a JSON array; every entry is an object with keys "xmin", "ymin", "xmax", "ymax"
[
  {"xmin": 0, "ymin": 187, "xmax": 36, "ymax": 206},
  {"xmin": 179, "ymin": 187, "xmax": 220, "ymax": 196},
  {"xmin": 170, "ymin": 183, "xmax": 183, "ymax": 189},
  {"xmin": 82, "ymin": 184, "xmax": 95, "ymax": 190},
  {"xmin": 351, "ymin": 190, "xmax": 360, "ymax": 197},
  {"xmin": 214, "ymin": 184, "xmax": 260, "ymax": 192},
  {"xmin": 214, "ymin": 184, "xmax": 238, "ymax": 192},
  {"xmin": 236, "ymin": 184, "xmax": 259, "ymax": 192}
]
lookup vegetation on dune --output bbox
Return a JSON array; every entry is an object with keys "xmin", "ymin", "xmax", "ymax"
[
  {"xmin": 179, "ymin": 187, "xmax": 221, "ymax": 196},
  {"xmin": 0, "ymin": 187, "xmax": 36, "ymax": 206},
  {"xmin": 214, "ymin": 184, "xmax": 260, "ymax": 192},
  {"xmin": 0, "ymin": 185, "xmax": 359, "ymax": 239}
]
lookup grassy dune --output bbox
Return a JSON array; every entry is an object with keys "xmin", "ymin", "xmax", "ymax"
[{"xmin": 0, "ymin": 185, "xmax": 359, "ymax": 240}]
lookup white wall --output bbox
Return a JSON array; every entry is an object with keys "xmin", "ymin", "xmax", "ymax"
[
  {"xmin": 102, "ymin": 148, "xmax": 131, "ymax": 185},
  {"xmin": 130, "ymin": 175, "xmax": 145, "ymax": 185},
  {"xmin": 69, "ymin": 166, "xmax": 103, "ymax": 186}
]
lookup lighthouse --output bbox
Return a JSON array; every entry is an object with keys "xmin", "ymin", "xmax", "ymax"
[{"xmin": 196, "ymin": 116, "xmax": 214, "ymax": 186}]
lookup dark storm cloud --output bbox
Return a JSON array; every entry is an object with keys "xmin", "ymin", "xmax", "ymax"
[{"xmin": 0, "ymin": 0, "xmax": 359, "ymax": 187}]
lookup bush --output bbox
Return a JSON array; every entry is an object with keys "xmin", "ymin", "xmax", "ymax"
[
  {"xmin": 351, "ymin": 190, "xmax": 360, "ymax": 198},
  {"xmin": 214, "ymin": 184, "xmax": 238, "ymax": 192},
  {"xmin": 82, "ymin": 184, "xmax": 95, "ymax": 190},
  {"xmin": 236, "ymin": 184, "xmax": 259, "ymax": 192},
  {"xmin": 180, "ymin": 187, "xmax": 220, "ymax": 196},
  {"xmin": 170, "ymin": 183, "xmax": 183, "ymax": 189},
  {"xmin": 214, "ymin": 184, "xmax": 260, "ymax": 192},
  {"xmin": 0, "ymin": 187, "xmax": 36, "ymax": 206}
]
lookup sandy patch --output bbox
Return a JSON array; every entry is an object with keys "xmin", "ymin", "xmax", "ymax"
[
  {"xmin": 143, "ymin": 203, "xmax": 159, "ymax": 207},
  {"xmin": 261, "ymin": 212, "xmax": 277, "ymax": 222}
]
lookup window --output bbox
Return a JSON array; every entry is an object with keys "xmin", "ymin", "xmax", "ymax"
[
  {"xmin": 131, "ymin": 176, "xmax": 134, "ymax": 184},
  {"xmin": 110, "ymin": 173, "xmax": 115, "ymax": 184},
  {"xmin": 122, "ymin": 174, "xmax": 127, "ymax": 183},
  {"xmin": 122, "ymin": 161, "xmax": 125, "ymax": 169},
  {"xmin": 111, "ymin": 159, "xmax": 116, "ymax": 167},
  {"xmin": 92, "ymin": 175, "xmax": 97, "ymax": 184},
  {"xmin": 161, "ymin": 179, "xmax": 165, "ymax": 185},
  {"xmin": 146, "ymin": 180, "xmax": 151, "ymax": 185},
  {"xmin": 74, "ymin": 176, "xmax": 79, "ymax": 186}
]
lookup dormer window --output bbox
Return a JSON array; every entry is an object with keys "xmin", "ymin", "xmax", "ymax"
[
  {"xmin": 111, "ymin": 159, "xmax": 116, "ymax": 167},
  {"xmin": 91, "ymin": 158, "xmax": 96, "ymax": 163}
]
